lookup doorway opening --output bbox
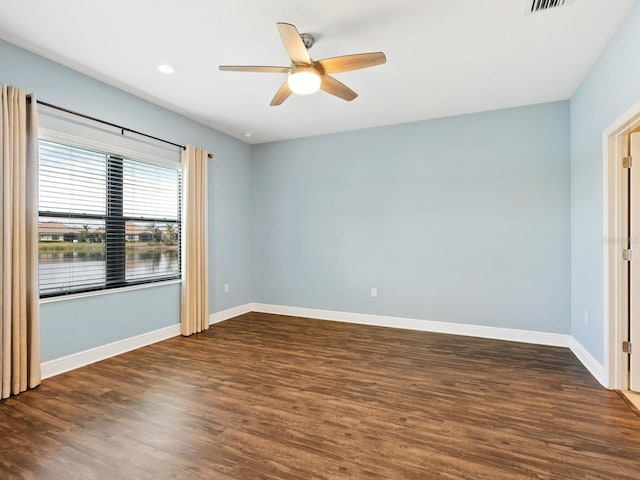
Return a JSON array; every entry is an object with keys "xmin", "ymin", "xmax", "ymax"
[{"xmin": 604, "ymin": 100, "xmax": 640, "ymax": 409}]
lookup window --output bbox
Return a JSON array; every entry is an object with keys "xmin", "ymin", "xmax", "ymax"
[{"xmin": 38, "ymin": 139, "xmax": 181, "ymax": 297}]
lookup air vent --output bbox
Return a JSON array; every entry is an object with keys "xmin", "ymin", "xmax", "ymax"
[{"xmin": 526, "ymin": 0, "xmax": 574, "ymax": 15}]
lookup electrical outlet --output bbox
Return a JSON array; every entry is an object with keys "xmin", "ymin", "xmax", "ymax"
[
  {"xmin": 371, "ymin": 287, "xmax": 378, "ymax": 298},
  {"xmin": 584, "ymin": 309, "xmax": 589, "ymax": 325},
  {"xmin": 224, "ymin": 283, "xmax": 230, "ymax": 294}
]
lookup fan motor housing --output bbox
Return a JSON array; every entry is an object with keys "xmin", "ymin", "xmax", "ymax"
[{"xmin": 300, "ymin": 33, "xmax": 315, "ymax": 49}]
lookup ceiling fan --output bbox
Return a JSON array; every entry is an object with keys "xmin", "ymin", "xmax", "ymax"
[{"xmin": 219, "ymin": 22, "xmax": 386, "ymax": 106}]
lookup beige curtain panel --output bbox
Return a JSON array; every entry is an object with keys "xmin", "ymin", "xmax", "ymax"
[
  {"xmin": 180, "ymin": 145, "xmax": 210, "ymax": 336},
  {"xmin": 0, "ymin": 85, "xmax": 41, "ymax": 399}
]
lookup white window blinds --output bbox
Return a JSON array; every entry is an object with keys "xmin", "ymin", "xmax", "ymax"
[{"xmin": 38, "ymin": 139, "xmax": 181, "ymax": 297}]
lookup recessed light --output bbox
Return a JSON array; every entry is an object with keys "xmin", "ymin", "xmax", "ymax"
[
  {"xmin": 243, "ymin": 132, "xmax": 253, "ymax": 138},
  {"xmin": 158, "ymin": 64, "xmax": 175, "ymax": 74}
]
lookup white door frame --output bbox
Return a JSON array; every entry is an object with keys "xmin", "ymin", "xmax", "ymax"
[{"xmin": 603, "ymin": 99, "xmax": 640, "ymax": 390}]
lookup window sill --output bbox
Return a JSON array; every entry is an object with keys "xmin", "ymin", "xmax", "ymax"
[{"xmin": 39, "ymin": 279, "xmax": 182, "ymax": 304}]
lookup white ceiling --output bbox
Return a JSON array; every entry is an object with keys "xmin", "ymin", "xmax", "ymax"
[{"xmin": 0, "ymin": 0, "xmax": 637, "ymax": 144}]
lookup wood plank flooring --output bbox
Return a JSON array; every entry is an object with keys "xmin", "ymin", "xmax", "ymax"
[{"xmin": 1, "ymin": 312, "xmax": 640, "ymax": 479}]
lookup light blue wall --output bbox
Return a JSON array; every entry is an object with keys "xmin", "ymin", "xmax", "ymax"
[
  {"xmin": 0, "ymin": 39, "xmax": 253, "ymax": 361},
  {"xmin": 570, "ymin": 3, "xmax": 640, "ymax": 364},
  {"xmin": 252, "ymin": 102, "xmax": 571, "ymax": 333},
  {"xmin": 40, "ymin": 285, "xmax": 180, "ymax": 361}
]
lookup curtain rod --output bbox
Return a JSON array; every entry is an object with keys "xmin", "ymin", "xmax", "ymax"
[{"xmin": 31, "ymin": 98, "xmax": 213, "ymax": 159}]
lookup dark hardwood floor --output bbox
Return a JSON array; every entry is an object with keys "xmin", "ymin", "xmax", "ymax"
[{"xmin": 1, "ymin": 312, "xmax": 640, "ymax": 479}]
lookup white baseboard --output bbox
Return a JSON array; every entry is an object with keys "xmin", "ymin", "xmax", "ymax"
[
  {"xmin": 250, "ymin": 303, "xmax": 571, "ymax": 348},
  {"xmin": 40, "ymin": 302, "xmax": 253, "ymax": 379},
  {"xmin": 569, "ymin": 337, "xmax": 606, "ymax": 387},
  {"xmin": 40, "ymin": 302, "xmax": 604, "ymax": 389},
  {"xmin": 251, "ymin": 303, "xmax": 614, "ymax": 385},
  {"xmin": 41, "ymin": 324, "xmax": 181, "ymax": 379},
  {"xmin": 209, "ymin": 303, "xmax": 253, "ymax": 325}
]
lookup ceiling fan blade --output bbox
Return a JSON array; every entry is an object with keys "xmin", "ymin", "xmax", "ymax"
[
  {"xmin": 219, "ymin": 66, "xmax": 290, "ymax": 73},
  {"xmin": 270, "ymin": 81, "xmax": 293, "ymax": 106},
  {"xmin": 320, "ymin": 75, "xmax": 358, "ymax": 101},
  {"xmin": 277, "ymin": 22, "xmax": 311, "ymax": 65},
  {"xmin": 316, "ymin": 52, "xmax": 387, "ymax": 74}
]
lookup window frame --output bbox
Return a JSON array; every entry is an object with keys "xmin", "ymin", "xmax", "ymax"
[{"xmin": 37, "ymin": 136, "xmax": 182, "ymax": 299}]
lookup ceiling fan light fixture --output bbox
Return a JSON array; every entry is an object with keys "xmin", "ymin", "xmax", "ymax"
[
  {"xmin": 287, "ymin": 66, "xmax": 321, "ymax": 95},
  {"xmin": 219, "ymin": 22, "xmax": 386, "ymax": 105}
]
